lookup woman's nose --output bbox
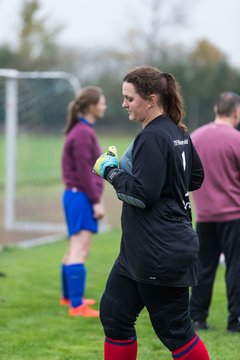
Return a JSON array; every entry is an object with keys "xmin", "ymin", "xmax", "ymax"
[{"xmin": 122, "ymin": 99, "xmax": 128, "ymax": 108}]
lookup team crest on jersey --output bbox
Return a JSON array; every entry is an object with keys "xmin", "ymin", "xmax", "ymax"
[{"xmin": 173, "ymin": 139, "xmax": 189, "ymax": 146}]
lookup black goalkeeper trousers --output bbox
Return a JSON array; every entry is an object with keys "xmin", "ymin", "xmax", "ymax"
[
  {"xmin": 190, "ymin": 219, "xmax": 240, "ymax": 328},
  {"xmin": 100, "ymin": 262, "xmax": 195, "ymax": 351}
]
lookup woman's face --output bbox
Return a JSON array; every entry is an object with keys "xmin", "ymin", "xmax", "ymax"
[
  {"xmin": 91, "ymin": 95, "xmax": 107, "ymax": 119},
  {"xmin": 122, "ymin": 82, "xmax": 151, "ymax": 123}
]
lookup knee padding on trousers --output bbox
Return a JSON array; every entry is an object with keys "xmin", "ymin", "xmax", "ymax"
[
  {"xmin": 100, "ymin": 291, "xmax": 137, "ymax": 340},
  {"xmin": 149, "ymin": 305, "xmax": 195, "ymax": 351}
]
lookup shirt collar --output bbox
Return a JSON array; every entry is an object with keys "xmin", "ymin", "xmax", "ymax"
[{"xmin": 79, "ymin": 116, "xmax": 94, "ymax": 127}]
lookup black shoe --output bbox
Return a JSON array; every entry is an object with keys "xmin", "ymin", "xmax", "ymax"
[
  {"xmin": 227, "ymin": 321, "xmax": 240, "ymax": 333},
  {"xmin": 193, "ymin": 320, "xmax": 209, "ymax": 330}
]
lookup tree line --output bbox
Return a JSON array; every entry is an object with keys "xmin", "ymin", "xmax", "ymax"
[{"xmin": 0, "ymin": 0, "xmax": 240, "ymax": 133}]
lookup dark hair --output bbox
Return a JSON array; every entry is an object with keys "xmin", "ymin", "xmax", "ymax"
[
  {"xmin": 123, "ymin": 66, "xmax": 186, "ymax": 132},
  {"xmin": 214, "ymin": 92, "xmax": 240, "ymax": 117},
  {"xmin": 64, "ymin": 86, "xmax": 103, "ymax": 134}
]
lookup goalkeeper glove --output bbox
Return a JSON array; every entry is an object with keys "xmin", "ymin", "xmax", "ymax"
[{"xmin": 93, "ymin": 146, "xmax": 123, "ymax": 182}]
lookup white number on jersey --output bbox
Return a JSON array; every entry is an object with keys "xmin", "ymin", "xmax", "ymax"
[{"xmin": 182, "ymin": 151, "xmax": 186, "ymax": 171}]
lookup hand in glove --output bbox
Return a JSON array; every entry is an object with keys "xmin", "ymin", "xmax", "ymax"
[{"xmin": 93, "ymin": 146, "xmax": 123, "ymax": 183}]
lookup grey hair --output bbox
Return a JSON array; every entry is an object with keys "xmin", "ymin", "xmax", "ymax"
[{"xmin": 214, "ymin": 92, "xmax": 240, "ymax": 117}]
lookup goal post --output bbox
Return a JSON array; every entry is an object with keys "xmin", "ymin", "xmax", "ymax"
[
  {"xmin": 1, "ymin": 69, "xmax": 109, "ymax": 237},
  {"xmin": 5, "ymin": 76, "xmax": 18, "ymax": 230},
  {"xmin": 1, "ymin": 69, "xmax": 81, "ymax": 233}
]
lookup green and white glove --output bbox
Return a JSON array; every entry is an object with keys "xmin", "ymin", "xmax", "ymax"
[{"xmin": 93, "ymin": 146, "xmax": 122, "ymax": 182}]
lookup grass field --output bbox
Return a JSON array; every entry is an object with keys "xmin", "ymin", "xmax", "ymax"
[
  {"xmin": 0, "ymin": 230, "xmax": 239, "ymax": 360},
  {"xmin": 0, "ymin": 133, "xmax": 134, "ymax": 236},
  {"xmin": 0, "ymin": 133, "xmax": 135, "ymax": 189},
  {"xmin": 0, "ymin": 132, "xmax": 239, "ymax": 358}
]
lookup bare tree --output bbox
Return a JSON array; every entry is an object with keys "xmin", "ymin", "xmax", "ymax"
[
  {"xmin": 18, "ymin": 0, "xmax": 63, "ymax": 61},
  {"xmin": 125, "ymin": 0, "xmax": 193, "ymax": 64}
]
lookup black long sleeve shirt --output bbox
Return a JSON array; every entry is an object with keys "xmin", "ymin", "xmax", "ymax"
[{"xmin": 112, "ymin": 115, "xmax": 204, "ymax": 287}]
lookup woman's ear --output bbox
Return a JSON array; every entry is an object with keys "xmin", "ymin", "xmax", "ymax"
[{"xmin": 148, "ymin": 94, "xmax": 158, "ymax": 107}]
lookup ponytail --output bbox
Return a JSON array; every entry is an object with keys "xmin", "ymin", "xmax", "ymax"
[
  {"xmin": 64, "ymin": 86, "xmax": 104, "ymax": 135},
  {"xmin": 161, "ymin": 73, "xmax": 187, "ymax": 132},
  {"xmin": 63, "ymin": 100, "xmax": 79, "ymax": 134}
]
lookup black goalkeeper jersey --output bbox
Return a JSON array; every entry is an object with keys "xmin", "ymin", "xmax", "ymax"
[{"xmin": 111, "ymin": 115, "xmax": 204, "ymax": 287}]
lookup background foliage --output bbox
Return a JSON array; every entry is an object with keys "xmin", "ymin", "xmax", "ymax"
[{"xmin": 0, "ymin": 0, "xmax": 240, "ymax": 132}]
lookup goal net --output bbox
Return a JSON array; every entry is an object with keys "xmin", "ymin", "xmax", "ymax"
[{"xmin": 0, "ymin": 69, "xmax": 108, "ymax": 241}]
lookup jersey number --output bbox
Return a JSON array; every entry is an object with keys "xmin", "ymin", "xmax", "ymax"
[{"xmin": 182, "ymin": 151, "xmax": 186, "ymax": 171}]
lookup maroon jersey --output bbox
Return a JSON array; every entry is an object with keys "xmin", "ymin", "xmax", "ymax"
[
  {"xmin": 62, "ymin": 121, "xmax": 104, "ymax": 204},
  {"xmin": 191, "ymin": 122, "xmax": 240, "ymax": 222}
]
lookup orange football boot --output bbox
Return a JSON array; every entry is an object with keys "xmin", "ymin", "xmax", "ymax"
[
  {"xmin": 83, "ymin": 298, "xmax": 96, "ymax": 305},
  {"xmin": 59, "ymin": 298, "xmax": 70, "ymax": 306},
  {"xmin": 69, "ymin": 304, "xmax": 99, "ymax": 317},
  {"xmin": 59, "ymin": 298, "xmax": 96, "ymax": 306}
]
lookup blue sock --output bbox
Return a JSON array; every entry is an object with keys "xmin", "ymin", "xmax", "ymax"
[
  {"xmin": 66, "ymin": 263, "xmax": 86, "ymax": 308},
  {"xmin": 61, "ymin": 264, "xmax": 69, "ymax": 299}
]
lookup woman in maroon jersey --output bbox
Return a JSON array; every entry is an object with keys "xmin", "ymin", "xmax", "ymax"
[{"xmin": 60, "ymin": 86, "xmax": 106, "ymax": 317}]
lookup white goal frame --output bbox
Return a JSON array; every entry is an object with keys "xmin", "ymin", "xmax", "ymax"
[{"xmin": 1, "ymin": 69, "xmax": 80, "ymax": 233}]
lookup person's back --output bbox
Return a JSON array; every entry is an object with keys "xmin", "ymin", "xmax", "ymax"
[{"xmin": 191, "ymin": 122, "xmax": 240, "ymax": 222}]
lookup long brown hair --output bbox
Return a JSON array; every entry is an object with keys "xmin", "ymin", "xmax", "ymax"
[
  {"xmin": 123, "ymin": 66, "xmax": 187, "ymax": 132},
  {"xmin": 64, "ymin": 86, "xmax": 103, "ymax": 134}
]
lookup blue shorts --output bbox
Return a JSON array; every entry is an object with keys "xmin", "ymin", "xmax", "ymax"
[{"xmin": 63, "ymin": 189, "xmax": 98, "ymax": 237}]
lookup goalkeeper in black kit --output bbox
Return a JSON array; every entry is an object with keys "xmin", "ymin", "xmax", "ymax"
[{"xmin": 93, "ymin": 66, "xmax": 210, "ymax": 360}]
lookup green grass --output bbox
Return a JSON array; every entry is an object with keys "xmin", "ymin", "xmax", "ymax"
[
  {"xmin": 0, "ymin": 230, "xmax": 239, "ymax": 360},
  {"xmin": 0, "ymin": 133, "xmax": 134, "ymax": 190}
]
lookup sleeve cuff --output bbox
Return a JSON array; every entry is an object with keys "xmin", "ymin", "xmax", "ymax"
[{"xmin": 105, "ymin": 168, "xmax": 124, "ymax": 184}]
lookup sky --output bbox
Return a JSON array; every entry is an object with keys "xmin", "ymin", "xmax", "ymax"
[{"xmin": 0, "ymin": 0, "xmax": 239, "ymax": 68}]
